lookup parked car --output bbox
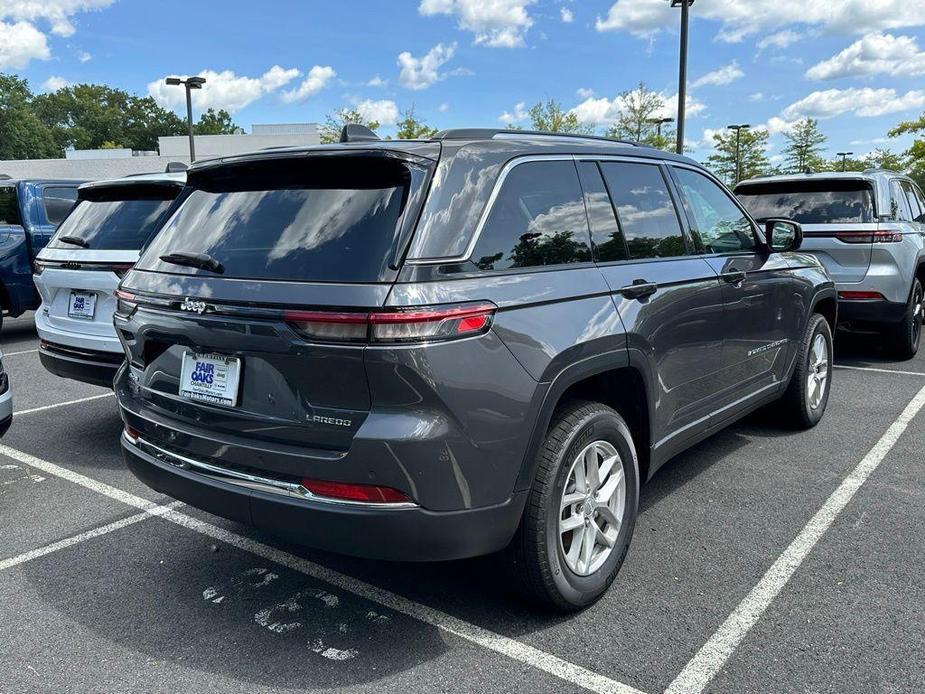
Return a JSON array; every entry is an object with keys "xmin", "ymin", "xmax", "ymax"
[
  {"xmin": 114, "ymin": 128, "xmax": 835, "ymax": 611},
  {"xmin": 0, "ymin": 351, "xmax": 11, "ymax": 437},
  {"xmin": 33, "ymin": 172, "xmax": 187, "ymax": 388},
  {"xmin": 735, "ymin": 170, "xmax": 925, "ymax": 358},
  {"xmin": 0, "ymin": 178, "xmax": 83, "ymax": 331}
]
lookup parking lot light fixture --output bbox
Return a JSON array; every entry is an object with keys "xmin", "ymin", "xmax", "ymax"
[
  {"xmin": 727, "ymin": 124, "xmax": 750, "ymax": 185},
  {"xmin": 671, "ymin": 0, "xmax": 694, "ymax": 155},
  {"xmin": 164, "ymin": 76, "xmax": 207, "ymax": 162},
  {"xmin": 837, "ymin": 151, "xmax": 854, "ymax": 172},
  {"xmin": 647, "ymin": 117, "xmax": 675, "ymax": 139}
]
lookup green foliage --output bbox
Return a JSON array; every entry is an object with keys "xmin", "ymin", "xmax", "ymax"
[
  {"xmin": 782, "ymin": 118, "xmax": 827, "ymax": 173},
  {"xmin": 863, "ymin": 148, "xmax": 907, "ymax": 172},
  {"xmin": 194, "ymin": 108, "xmax": 239, "ymax": 135},
  {"xmin": 706, "ymin": 128, "xmax": 770, "ymax": 184},
  {"xmin": 0, "ymin": 74, "xmax": 58, "ymax": 159},
  {"xmin": 527, "ymin": 99, "xmax": 592, "ymax": 134},
  {"xmin": 320, "ymin": 108, "xmax": 381, "ymax": 144},
  {"xmin": 605, "ymin": 82, "xmax": 674, "ymax": 150},
  {"xmin": 395, "ymin": 107, "xmax": 437, "ymax": 140},
  {"xmin": 889, "ymin": 113, "xmax": 925, "ymax": 187}
]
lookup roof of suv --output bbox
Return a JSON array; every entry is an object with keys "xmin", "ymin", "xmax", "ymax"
[
  {"xmin": 78, "ymin": 171, "xmax": 187, "ymax": 194},
  {"xmin": 736, "ymin": 169, "xmax": 907, "ymax": 188}
]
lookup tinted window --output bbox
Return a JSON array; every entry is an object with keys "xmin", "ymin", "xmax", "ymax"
[
  {"xmin": 901, "ymin": 181, "xmax": 923, "ymax": 222},
  {"xmin": 49, "ymin": 186, "xmax": 179, "ymax": 251},
  {"xmin": 890, "ymin": 180, "xmax": 912, "ymax": 221},
  {"xmin": 140, "ymin": 157, "xmax": 417, "ymax": 282},
  {"xmin": 0, "ymin": 186, "xmax": 21, "ymax": 226},
  {"xmin": 599, "ymin": 162, "xmax": 686, "ymax": 259},
  {"xmin": 674, "ymin": 168, "xmax": 755, "ymax": 253},
  {"xmin": 42, "ymin": 186, "xmax": 78, "ymax": 225},
  {"xmin": 577, "ymin": 161, "xmax": 627, "ymax": 262},
  {"xmin": 911, "ymin": 183, "xmax": 925, "ymax": 223},
  {"xmin": 736, "ymin": 181, "xmax": 875, "ymax": 224},
  {"xmin": 471, "ymin": 160, "xmax": 591, "ymax": 271}
]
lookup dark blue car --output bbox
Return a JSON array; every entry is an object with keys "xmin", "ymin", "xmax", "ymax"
[{"xmin": 0, "ymin": 178, "xmax": 83, "ymax": 330}]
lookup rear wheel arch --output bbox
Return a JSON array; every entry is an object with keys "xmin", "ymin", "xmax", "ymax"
[{"xmin": 812, "ymin": 294, "xmax": 837, "ymax": 333}]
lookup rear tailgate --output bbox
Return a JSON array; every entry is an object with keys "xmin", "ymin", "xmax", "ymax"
[{"xmin": 796, "ymin": 223, "xmax": 876, "ymax": 283}]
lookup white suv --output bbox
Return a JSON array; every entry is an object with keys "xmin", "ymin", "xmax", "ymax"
[{"xmin": 34, "ymin": 172, "xmax": 186, "ymax": 387}]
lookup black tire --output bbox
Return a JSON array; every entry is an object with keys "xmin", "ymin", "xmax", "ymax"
[
  {"xmin": 887, "ymin": 278, "xmax": 923, "ymax": 360},
  {"xmin": 506, "ymin": 400, "xmax": 639, "ymax": 612},
  {"xmin": 781, "ymin": 313, "xmax": 833, "ymax": 429}
]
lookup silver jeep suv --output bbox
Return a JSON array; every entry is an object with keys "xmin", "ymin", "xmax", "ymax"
[{"xmin": 736, "ymin": 170, "xmax": 925, "ymax": 358}]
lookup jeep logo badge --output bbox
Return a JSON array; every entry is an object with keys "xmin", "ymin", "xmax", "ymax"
[{"xmin": 180, "ymin": 297, "xmax": 209, "ymax": 314}]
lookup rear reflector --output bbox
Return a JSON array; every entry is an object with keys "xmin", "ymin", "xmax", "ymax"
[
  {"xmin": 838, "ymin": 291, "xmax": 884, "ymax": 300},
  {"xmin": 284, "ymin": 302, "xmax": 497, "ymax": 344},
  {"xmin": 299, "ymin": 478, "xmax": 412, "ymax": 504},
  {"xmin": 123, "ymin": 424, "xmax": 140, "ymax": 443},
  {"xmin": 835, "ymin": 230, "xmax": 903, "ymax": 243}
]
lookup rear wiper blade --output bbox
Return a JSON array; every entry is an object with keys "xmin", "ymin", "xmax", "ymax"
[
  {"xmin": 159, "ymin": 251, "xmax": 224, "ymax": 274},
  {"xmin": 58, "ymin": 235, "xmax": 89, "ymax": 248}
]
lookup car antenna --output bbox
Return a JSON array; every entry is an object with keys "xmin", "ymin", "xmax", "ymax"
[{"xmin": 339, "ymin": 124, "xmax": 380, "ymax": 143}]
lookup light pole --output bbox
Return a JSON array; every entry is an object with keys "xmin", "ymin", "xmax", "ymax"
[
  {"xmin": 728, "ymin": 124, "xmax": 750, "ymax": 185},
  {"xmin": 165, "ymin": 76, "xmax": 206, "ymax": 161},
  {"xmin": 837, "ymin": 151, "xmax": 853, "ymax": 172},
  {"xmin": 647, "ymin": 117, "xmax": 675, "ymax": 142},
  {"xmin": 671, "ymin": 0, "xmax": 694, "ymax": 155}
]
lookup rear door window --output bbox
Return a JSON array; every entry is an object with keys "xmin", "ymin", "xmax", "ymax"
[
  {"xmin": 42, "ymin": 186, "xmax": 78, "ymax": 225},
  {"xmin": 736, "ymin": 181, "xmax": 875, "ymax": 224},
  {"xmin": 576, "ymin": 161, "xmax": 627, "ymax": 263},
  {"xmin": 0, "ymin": 186, "xmax": 21, "ymax": 226},
  {"xmin": 599, "ymin": 161, "xmax": 686, "ymax": 259},
  {"xmin": 139, "ymin": 156, "xmax": 422, "ymax": 282},
  {"xmin": 673, "ymin": 167, "xmax": 756, "ymax": 253},
  {"xmin": 471, "ymin": 160, "xmax": 591, "ymax": 271},
  {"xmin": 49, "ymin": 185, "xmax": 180, "ymax": 250},
  {"xmin": 890, "ymin": 180, "xmax": 912, "ymax": 221}
]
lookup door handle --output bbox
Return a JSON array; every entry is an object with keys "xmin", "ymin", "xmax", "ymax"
[
  {"xmin": 720, "ymin": 270, "xmax": 746, "ymax": 284},
  {"xmin": 619, "ymin": 279, "xmax": 658, "ymax": 300}
]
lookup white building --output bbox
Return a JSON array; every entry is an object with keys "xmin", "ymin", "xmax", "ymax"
[{"xmin": 158, "ymin": 122, "xmax": 322, "ymax": 158}]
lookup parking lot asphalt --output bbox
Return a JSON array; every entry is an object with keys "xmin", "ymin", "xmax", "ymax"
[{"xmin": 1, "ymin": 314, "xmax": 924, "ymax": 694}]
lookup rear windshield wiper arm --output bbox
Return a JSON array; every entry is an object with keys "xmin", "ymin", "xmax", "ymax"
[
  {"xmin": 58, "ymin": 235, "xmax": 89, "ymax": 248},
  {"xmin": 159, "ymin": 251, "xmax": 224, "ymax": 274}
]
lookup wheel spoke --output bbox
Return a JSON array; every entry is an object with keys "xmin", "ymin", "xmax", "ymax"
[
  {"xmin": 574, "ymin": 457, "xmax": 587, "ymax": 493},
  {"xmin": 579, "ymin": 524, "xmax": 595, "ymax": 572},
  {"xmin": 560, "ymin": 513, "xmax": 584, "ymax": 533},
  {"xmin": 593, "ymin": 520, "xmax": 615, "ymax": 548},
  {"xmin": 560, "ymin": 491, "xmax": 583, "ymax": 510},
  {"xmin": 596, "ymin": 504, "xmax": 621, "ymax": 530},
  {"xmin": 584, "ymin": 447, "xmax": 600, "ymax": 491},
  {"xmin": 598, "ymin": 454, "xmax": 619, "ymax": 485},
  {"xmin": 596, "ymin": 465, "xmax": 624, "ymax": 505}
]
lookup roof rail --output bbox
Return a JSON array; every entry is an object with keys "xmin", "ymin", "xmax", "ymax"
[
  {"xmin": 0, "ymin": 174, "xmax": 11, "ymax": 180},
  {"xmin": 433, "ymin": 128, "xmax": 639, "ymax": 146},
  {"xmin": 862, "ymin": 167, "xmax": 899, "ymax": 175}
]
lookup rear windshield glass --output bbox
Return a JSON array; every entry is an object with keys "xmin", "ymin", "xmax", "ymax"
[
  {"xmin": 48, "ymin": 185, "xmax": 181, "ymax": 250},
  {"xmin": 138, "ymin": 157, "xmax": 415, "ymax": 282},
  {"xmin": 736, "ymin": 181, "xmax": 875, "ymax": 224}
]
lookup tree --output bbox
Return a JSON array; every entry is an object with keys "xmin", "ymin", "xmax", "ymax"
[
  {"xmin": 605, "ymin": 82, "xmax": 673, "ymax": 149},
  {"xmin": 863, "ymin": 148, "xmax": 907, "ymax": 171},
  {"xmin": 0, "ymin": 74, "xmax": 58, "ymax": 159},
  {"xmin": 889, "ymin": 112, "xmax": 925, "ymax": 187},
  {"xmin": 320, "ymin": 108, "xmax": 381, "ymax": 144},
  {"xmin": 527, "ymin": 99, "xmax": 592, "ymax": 134},
  {"xmin": 123, "ymin": 94, "xmax": 185, "ymax": 151},
  {"xmin": 194, "ymin": 108, "xmax": 239, "ymax": 135},
  {"xmin": 782, "ymin": 118, "xmax": 827, "ymax": 173},
  {"xmin": 395, "ymin": 107, "xmax": 437, "ymax": 139},
  {"xmin": 706, "ymin": 128, "xmax": 770, "ymax": 185}
]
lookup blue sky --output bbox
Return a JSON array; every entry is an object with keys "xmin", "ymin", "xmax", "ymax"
[{"xmin": 3, "ymin": 0, "xmax": 925, "ymax": 163}]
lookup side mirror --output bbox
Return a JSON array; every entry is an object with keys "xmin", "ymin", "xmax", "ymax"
[{"xmin": 764, "ymin": 218, "xmax": 803, "ymax": 252}]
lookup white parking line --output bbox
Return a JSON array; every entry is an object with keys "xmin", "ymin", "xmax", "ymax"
[
  {"xmin": 665, "ymin": 383, "xmax": 925, "ymax": 694},
  {"xmin": 0, "ymin": 501, "xmax": 184, "ymax": 572},
  {"xmin": 0, "ymin": 443, "xmax": 645, "ymax": 694},
  {"xmin": 834, "ymin": 364, "xmax": 925, "ymax": 377},
  {"xmin": 15, "ymin": 392, "xmax": 114, "ymax": 416},
  {"xmin": 2, "ymin": 348, "xmax": 39, "ymax": 357}
]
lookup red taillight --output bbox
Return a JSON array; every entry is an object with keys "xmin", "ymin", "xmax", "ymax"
[
  {"xmin": 123, "ymin": 424, "xmax": 140, "ymax": 442},
  {"xmin": 835, "ymin": 230, "xmax": 903, "ymax": 243},
  {"xmin": 112, "ymin": 263, "xmax": 135, "ymax": 278},
  {"xmin": 838, "ymin": 291, "xmax": 884, "ymax": 300},
  {"xmin": 283, "ymin": 302, "xmax": 497, "ymax": 344},
  {"xmin": 299, "ymin": 478, "xmax": 412, "ymax": 504},
  {"xmin": 114, "ymin": 289, "xmax": 138, "ymax": 316}
]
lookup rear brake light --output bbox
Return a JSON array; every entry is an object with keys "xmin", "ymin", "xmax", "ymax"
[
  {"xmin": 299, "ymin": 478, "xmax": 412, "ymax": 504},
  {"xmin": 835, "ymin": 231, "xmax": 903, "ymax": 243},
  {"xmin": 838, "ymin": 291, "xmax": 884, "ymax": 300},
  {"xmin": 114, "ymin": 289, "xmax": 138, "ymax": 316},
  {"xmin": 283, "ymin": 302, "xmax": 497, "ymax": 344},
  {"xmin": 123, "ymin": 424, "xmax": 140, "ymax": 443}
]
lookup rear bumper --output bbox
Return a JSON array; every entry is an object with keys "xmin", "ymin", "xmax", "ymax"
[
  {"xmin": 0, "ymin": 385, "xmax": 12, "ymax": 437},
  {"xmin": 39, "ymin": 341, "xmax": 122, "ymax": 388},
  {"xmin": 837, "ymin": 297, "xmax": 907, "ymax": 325},
  {"xmin": 121, "ymin": 433, "xmax": 526, "ymax": 562}
]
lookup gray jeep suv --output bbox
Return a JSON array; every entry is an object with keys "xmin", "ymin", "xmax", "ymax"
[
  {"xmin": 735, "ymin": 170, "xmax": 925, "ymax": 358},
  {"xmin": 114, "ymin": 128, "xmax": 836, "ymax": 610}
]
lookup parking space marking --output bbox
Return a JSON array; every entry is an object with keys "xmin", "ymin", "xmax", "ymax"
[
  {"xmin": 0, "ymin": 442, "xmax": 646, "ymax": 694},
  {"xmin": 0, "ymin": 501, "xmax": 183, "ymax": 572},
  {"xmin": 665, "ymin": 383, "xmax": 925, "ymax": 694},
  {"xmin": 2, "ymin": 348, "xmax": 39, "ymax": 357},
  {"xmin": 834, "ymin": 364, "xmax": 925, "ymax": 377},
  {"xmin": 15, "ymin": 392, "xmax": 113, "ymax": 416}
]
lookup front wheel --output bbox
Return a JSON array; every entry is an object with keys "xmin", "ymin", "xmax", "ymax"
[
  {"xmin": 506, "ymin": 400, "xmax": 639, "ymax": 611},
  {"xmin": 781, "ymin": 313, "xmax": 833, "ymax": 429}
]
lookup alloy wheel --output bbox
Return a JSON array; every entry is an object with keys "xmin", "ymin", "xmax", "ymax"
[{"xmin": 806, "ymin": 333, "xmax": 829, "ymax": 411}]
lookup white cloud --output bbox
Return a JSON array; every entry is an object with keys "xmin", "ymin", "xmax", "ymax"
[
  {"xmin": 850, "ymin": 137, "xmax": 889, "ymax": 145},
  {"xmin": 366, "ymin": 75, "xmax": 386, "ymax": 87},
  {"xmin": 77, "ymin": 49, "xmax": 91, "ymax": 62},
  {"xmin": 691, "ymin": 61, "xmax": 744, "ymax": 88},
  {"xmin": 576, "ymin": 87, "xmax": 595, "ymax": 99},
  {"xmin": 0, "ymin": 0, "xmax": 115, "ymax": 38},
  {"xmin": 560, "ymin": 7, "xmax": 573, "ymax": 23},
  {"xmin": 41, "ymin": 75, "xmax": 69, "ymax": 92},
  {"xmin": 398, "ymin": 42, "xmax": 457, "ymax": 90},
  {"xmin": 806, "ymin": 33, "xmax": 925, "ymax": 80},
  {"xmin": 499, "ymin": 101, "xmax": 528, "ymax": 123},
  {"xmin": 594, "ymin": 0, "xmax": 925, "ymax": 43},
  {"xmin": 149, "ymin": 66, "xmax": 302, "ymax": 113},
  {"xmin": 757, "ymin": 29, "xmax": 802, "ymax": 51},
  {"xmin": 280, "ymin": 65, "xmax": 336, "ymax": 103},
  {"xmin": 782, "ymin": 87, "xmax": 925, "ymax": 120},
  {"xmin": 418, "ymin": 0, "xmax": 535, "ymax": 48},
  {"xmin": 356, "ymin": 99, "xmax": 399, "ymax": 126},
  {"xmin": 571, "ymin": 91, "xmax": 705, "ymax": 127},
  {"xmin": 438, "ymin": 102, "xmax": 450, "ymax": 112},
  {"xmin": 749, "ymin": 92, "xmax": 764, "ymax": 102},
  {"xmin": 0, "ymin": 20, "xmax": 49, "ymax": 69}
]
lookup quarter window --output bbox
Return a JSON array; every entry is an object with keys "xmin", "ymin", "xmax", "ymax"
[
  {"xmin": 0, "ymin": 186, "xmax": 21, "ymax": 226},
  {"xmin": 673, "ymin": 168, "xmax": 756, "ymax": 253},
  {"xmin": 890, "ymin": 180, "xmax": 912, "ymax": 221},
  {"xmin": 42, "ymin": 186, "xmax": 78, "ymax": 225},
  {"xmin": 599, "ymin": 162, "xmax": 686, "ymax": 259},
  {"xmin": 901, "ymin": 181, "xmax": 924, "ymax": 223},
  {"xmin": 471, "ymin": 160, "xmax": 592, "ymax": 271}
]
